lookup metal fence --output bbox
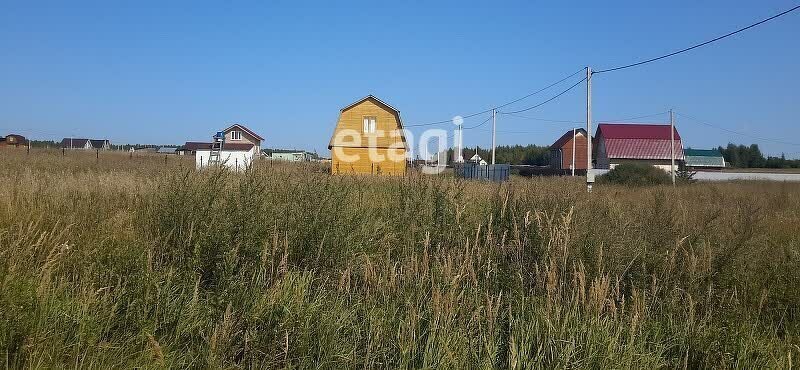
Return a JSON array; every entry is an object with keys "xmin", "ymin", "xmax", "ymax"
[{"xmin": 454, "ymin": 163, "xmax": 510, "ymax": 182}]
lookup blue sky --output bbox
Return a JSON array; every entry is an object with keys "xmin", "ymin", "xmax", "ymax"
[{"xmin": 1, "ymin": 1, "xmax": 799, "ymax": 157}]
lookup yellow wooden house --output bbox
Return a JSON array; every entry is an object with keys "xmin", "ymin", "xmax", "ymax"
[{"xmin": 328, "ymin": 95, "xmax": 408, "ymax": 175}]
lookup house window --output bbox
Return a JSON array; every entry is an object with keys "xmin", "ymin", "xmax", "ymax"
[
  {"xmin": 231, "ymin": 131, "xmax": 242, "ymax": 140},
  {"xmin": 363, "ymin": 117, "xmax": 376, "ymax": 134}
]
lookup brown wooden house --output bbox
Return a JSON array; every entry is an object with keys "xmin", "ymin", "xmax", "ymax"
[
  {"xmin": 221, "ymin": 124, "xmax": 263, "ymax": 154},
  {"xmin": 0, "ymin": 134, "xmax": 27, "ymax": 148},
  {"xmin": 549, "ymin": 128, "xmax": 588, "ymax": 170},
  {"xmin": 328, "ymin": 95, "xmax": 408, "ymax": 175},
  {"xmin": 177, "ymin": 124, "xmax": 263, "ymax": 156}
]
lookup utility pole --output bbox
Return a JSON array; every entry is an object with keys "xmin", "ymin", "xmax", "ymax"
[
  {"xmin": 586, "ymin": 66, "xmax": 593, "ymax": 192},
  {"xmin": 670, "ymin": 109, "xmax": 676, "ymax": 186},
  {"xmin": 454, "ymin": 122, "xmax": 464, "ymax": 163},
  {"xmin": 571, "ymin": 128, "xmax": 576, "ymax": 176},
  {"xmin": 491, "ymin": 108, "xmax": 496, "ymax": 165}
]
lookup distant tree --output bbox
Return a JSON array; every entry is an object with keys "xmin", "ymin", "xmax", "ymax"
[
  {"xmin": 749, "ymin": 144, "xmax": 765, "ymax": 167},
  {"xmin": 720, "ymin": 143, "xmax": 768, "ymax": 168},
  {"xmin": 457, "ymin": 145, "xmax": 550, "ymax": 165},
  {"xmin": 764, "ymin": 153, "xmax": 800, "ymax": 169}
]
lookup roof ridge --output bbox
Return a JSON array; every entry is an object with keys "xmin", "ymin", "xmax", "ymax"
[
  {"xmin": 224, "ymin": 123, "xmax": 264, "ymax": 141},
  {"xmin": 340, "ymin": 95, "xmax": 400, "ymax": 113}
]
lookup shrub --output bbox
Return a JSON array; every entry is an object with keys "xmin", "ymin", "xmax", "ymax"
[
  {"xmin": 597, "ymin": 163, "xmax": 671, "ymax": 186},
  {"xmin": 676, "ymin": 166, "xmax": 698, "ymax": 184}
]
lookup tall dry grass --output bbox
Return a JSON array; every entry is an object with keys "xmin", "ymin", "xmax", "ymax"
[{"xmin": 1, "ymin": 149, "xmax": 799, "ymax": 368}]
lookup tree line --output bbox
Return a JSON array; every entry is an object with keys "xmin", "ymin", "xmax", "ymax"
[
  {"xmin": 443, "ymin": 143, "xmax": 800, "ymax": 168},
  {"xmin": 27, "ymin": 140, "xmax": 170, "ymax": 151},
  {"xmin": 443, "ymin": 145, "xmax": 552, "ymax": 166},
  {"xmin": 718, "ymin": 143, "xmax": 800, "ymax": 169}
]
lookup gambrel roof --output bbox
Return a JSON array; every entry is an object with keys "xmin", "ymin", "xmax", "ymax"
[
  {"xmin": 329, "ymin": 95, "xmax": 408, "ymax": 149},
  {"xmin": 596, "ymin": 123, "xmax": 684, "ymax": 161},
  {"xmin": 341, "ymin": 95, "xmax": 400, "ymax": 114}
]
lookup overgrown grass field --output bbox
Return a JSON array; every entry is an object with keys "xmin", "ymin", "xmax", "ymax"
[{"xmin": 1, "ymin": 150, "xmax": 799, "ymax": 368}]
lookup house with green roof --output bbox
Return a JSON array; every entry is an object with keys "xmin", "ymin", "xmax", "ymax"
[
  {"xmin": 684, "ymin": 149, "xmax": 726, "ymax": 170},
  {"xmin": 264, "ymin": 149, "xmax": 318, "ymax": 162}
]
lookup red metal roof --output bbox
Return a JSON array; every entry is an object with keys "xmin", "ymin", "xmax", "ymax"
[
  {"xmin": 602, "ymin": 139, "xmax": 684, "ymax": 160},
  {"xmin": 596, "ymin": 123, "xmax": 680, "ymax": 140},
  {"xmin": 597, "ymin": 123, "xmax": 684, "ymax": 160}
]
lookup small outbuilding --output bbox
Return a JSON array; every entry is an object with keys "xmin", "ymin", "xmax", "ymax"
[
  {"xmin": 328, "ymin": 95, "xmax": 408, "ymax": 175},
  {"xmin": 265, "ymin": 149, "xmax": 316, "ymax": 162},
  {"xmin": 684, "ymin": 149, "xmax": 726, "ymax": 170},
  {"xmin": 469, "ymin": 153, "xmax": 488, "ymax": 166},
  {"xmin": 156, "ymin": 147, "xmax": 178, "ymax": 154},
  {"xmin": 176, "ymin": 142, "xmax": 209, "ymax": 156}
]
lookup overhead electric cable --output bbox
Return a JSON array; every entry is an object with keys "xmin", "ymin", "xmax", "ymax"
[
  {"xmin": 499, "ymin": 76, "xmax": 588, "ymax": 115},
  {"xmin": 403, "ymin": 68, "xmax": 584, "ymax": 127},
  {"xmin": 599, "ymin": 111, "xmax": 670, "ymax": 123},
  {"xmin": 594, "ymin": 5, "xmax": 800, "ymax": 74},
  {"xmin": 497, "ymin": 112, "xmax": 584, "ymax": 124},
  {"xmin": 463, "ymin": 115, "xmax": 493, "ymax": 130},
  {"xmin": 677, "ymin": 112, "xmax": 800, "ymax": 147}
]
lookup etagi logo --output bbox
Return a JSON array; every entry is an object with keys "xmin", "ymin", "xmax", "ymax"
[{"xmin": 330, "ymin": 116, "xmax": 465, "ymax": 175}]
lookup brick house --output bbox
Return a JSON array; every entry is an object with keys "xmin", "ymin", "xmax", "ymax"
[
  {"xmin": 0, "ymin": 134, "xmax": 27, "ymax": 148},
  {"xmin": 549, "ymin": 128, "xmax": 588, "ymax": 170}
]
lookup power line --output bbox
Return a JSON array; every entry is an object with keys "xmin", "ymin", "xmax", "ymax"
[
  {"xmin": 599, "ymin": 111, "xmax": 670, "ymax": 123},
  {"xmin": 594, "ymin": 5, "xmax": 800, "ymax": 74},
  {"xmin": 492, "ymin": 69, "xmax": 584, "ymax": 110},
  {"xmin": 498, "ymin": 76, "xmax": 588, "ymax": 115},
  {"xmin": 403, "ymin": 68, "xmax": 584, "ymax": 127},
  {"xmin": 404, "ymin": 111, "xmax": 489, "ymax": 128},
  {"xmin": 472, "ymin": 128, "xmax": 559, "ymax": 134},
  {"xmin": 496, "ymin": 112, "xmax": 584, "ymax": 124},
  {"xmin": 677, "ymin": 111, "xmax": 800, "ymax": 147},
  {"xmin": 463, "ymin": 115, "xmax": 493, "ymax": 130}
]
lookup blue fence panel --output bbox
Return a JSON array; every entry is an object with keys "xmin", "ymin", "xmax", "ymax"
[{"xmin": 455, "ymin": 163, "xmax": 510, "ymax": 182}]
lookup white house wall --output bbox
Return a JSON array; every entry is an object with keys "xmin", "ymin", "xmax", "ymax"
[{"xmin": 196, "ymin": 148, "xmax": 256, "ymax": 170}]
